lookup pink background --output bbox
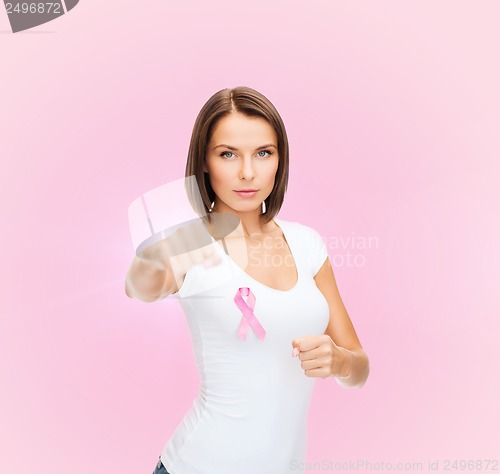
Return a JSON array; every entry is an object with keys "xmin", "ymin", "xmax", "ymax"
[{"xmin": 1, "ymin": 1, "xmax": 499, "ymax": 473}]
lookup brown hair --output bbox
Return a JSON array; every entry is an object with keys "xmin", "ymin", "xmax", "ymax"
[{"xmin": 184, "ymin": 86, "xmax": 289, "ymax": 225}]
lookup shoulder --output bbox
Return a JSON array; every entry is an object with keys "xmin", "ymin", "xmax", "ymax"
[
  {"xmin": 274, "ymin": 218, "xmax": 327, "ymax": 257},
  {"xmin": 275, "ymin": 218, "xmax": 328, "ymax": 276},
  {"xmin": 275, "ymin": 218, "xmax": 325, "ymax": 243}
]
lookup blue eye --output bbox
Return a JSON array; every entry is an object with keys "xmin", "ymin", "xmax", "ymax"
[{"xmin": 219, "ymin": 149, "xmax": 274, "ymax": 159}]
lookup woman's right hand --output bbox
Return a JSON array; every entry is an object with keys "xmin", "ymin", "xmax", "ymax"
[{"xmin": 140, "ymin": 220, "xmax": 223, "ymax": 279}]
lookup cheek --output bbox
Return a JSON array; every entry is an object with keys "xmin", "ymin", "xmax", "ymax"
[
  {"xmin": 209, "ymin": 163, "xmax": 233, "ymax": 188},
  {"xmin": 262, "ymin": 162, "xmax": 279, "ymax": 182}
]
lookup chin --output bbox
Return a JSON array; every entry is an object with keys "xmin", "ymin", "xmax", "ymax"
[{"xmin": 228, "ymin": 203, "xmax": 260, "ymax": 214}]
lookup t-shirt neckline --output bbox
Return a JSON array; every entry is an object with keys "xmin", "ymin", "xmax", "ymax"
[{"xmin": 215, "ymin": 218, "xmax": 300, "ymax": 293}]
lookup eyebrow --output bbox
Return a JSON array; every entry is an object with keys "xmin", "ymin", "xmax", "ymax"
[{"xmin": 213, "ymin": 144, "xmax": 277, "ymax": 151}]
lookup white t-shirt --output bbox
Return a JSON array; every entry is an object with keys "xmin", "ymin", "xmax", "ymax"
[{"xmin": 161, "ymin": 218, "xmax": 330, "ymax": 474}]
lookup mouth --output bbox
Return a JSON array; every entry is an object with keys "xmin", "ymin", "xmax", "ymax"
[{"xmin": 234, "ymin": 189, "xmax": 259, "ymax": 198}]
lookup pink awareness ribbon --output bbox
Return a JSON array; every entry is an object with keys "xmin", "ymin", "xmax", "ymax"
[{"xmin": 234, "ymin": 287, "xmax": 266, "ymax": 341}]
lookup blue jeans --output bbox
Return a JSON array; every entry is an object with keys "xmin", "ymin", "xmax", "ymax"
[{"xmin": 152, "ymin": 455, "xmax": 171, "ymax": 474}]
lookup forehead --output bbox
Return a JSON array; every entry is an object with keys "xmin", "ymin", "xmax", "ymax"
[{"xmin": 210, "ymin": 113, "xmax": 277, "ymax": 145}]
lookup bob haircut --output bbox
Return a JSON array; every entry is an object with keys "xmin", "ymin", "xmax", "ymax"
[{"xmin": 184, "ymin": 86, "xmax": 289, "ymax": 226}]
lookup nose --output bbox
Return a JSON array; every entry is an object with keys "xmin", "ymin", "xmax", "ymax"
[{"xmin": 238, "ymin": 156, "xmax": 255, "ymax": 180}]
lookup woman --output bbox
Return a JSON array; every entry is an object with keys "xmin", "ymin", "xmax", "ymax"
[{"xmin": 126, "ymin": 86, "xmax": 370, "ymax": 474}]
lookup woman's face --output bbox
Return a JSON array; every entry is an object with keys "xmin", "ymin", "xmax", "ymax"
[{"xmin": 204, "ymin": 112, "xmax": 279, "ymax": 216}]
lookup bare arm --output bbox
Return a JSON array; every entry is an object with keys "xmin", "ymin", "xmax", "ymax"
[
  {"xmin": 334, "ymin": 347, "xmax": 370, "ymax": 388},
  {"xmin": 314, "ymin": 258, "xmax": 370, "ymax": 388},
  {"xmin": 125, "ymin": 226, "xmax": 223, "ymax": 302}
]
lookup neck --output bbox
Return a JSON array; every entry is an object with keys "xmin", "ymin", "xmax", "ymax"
[{"xmin": 211, "ymin": 201, "xmax": 274, "ymax": 238}]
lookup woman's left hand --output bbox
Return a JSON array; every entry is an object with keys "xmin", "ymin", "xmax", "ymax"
[{"xmin": 291, "ymin": 335, "xmax": 352, "ymax": 378}]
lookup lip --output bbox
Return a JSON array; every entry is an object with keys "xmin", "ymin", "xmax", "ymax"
[{"xmin": 234, "ymin": 189, "xmax": 258, "ymax": 198}]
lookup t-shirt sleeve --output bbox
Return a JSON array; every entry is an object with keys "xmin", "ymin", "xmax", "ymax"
[
  {"xmin": 167, "ymin": 240, "xmax": 218, "ymax": 299},
  {"xmin": 303, "ymin": 224, "xmax": 329, "ymax": 277},
  {"xmin": 169, "ymin": 242, "xmax": 234, "ymax": 299},
  {"xmin": 166, "ymin": 254, "xmax": 204, "ymax": 299},
  {"xmin": 170, "ymin": 265, "xmax": 195, "ymax": 299}
]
